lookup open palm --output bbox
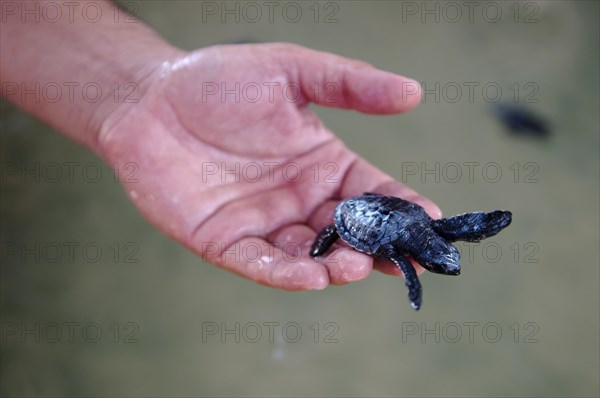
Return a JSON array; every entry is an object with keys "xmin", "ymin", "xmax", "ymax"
[{"xmin": 97, "ymin": 43, "xmax": 440, "ymax": 290}]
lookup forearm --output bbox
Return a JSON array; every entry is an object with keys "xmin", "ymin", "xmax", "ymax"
[{"xmin": 0, "ymin": 0, "xmax": 182, "ymax": 152}]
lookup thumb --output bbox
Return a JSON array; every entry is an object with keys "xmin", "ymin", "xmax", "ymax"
[{"xmin": 277, "ymin": 44, "xmax": 422, "ymax": 114}]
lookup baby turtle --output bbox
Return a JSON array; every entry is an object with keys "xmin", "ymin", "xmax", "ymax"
[
  {"xmin": 492, "ymin": 103, "xmax": 550, "ymax": 139},
  {"xmin": 310, "ymin": 193, "xmax": 512, "ymax": 310}
]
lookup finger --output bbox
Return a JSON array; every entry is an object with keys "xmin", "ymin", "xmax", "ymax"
[
  {"xmin": 266, "ymin": 224, "xmax": 316, "ymax": 258},
  {"xmin": 319, "ymin": 247, "xmax": 373, "ymax": 285},
  {"xmin": 308, "ymin": 200, "xmax": 338, "ymax": 233},
  {"xmin": 340, "ymin": 158, "xmax": 442, "ymax": 219},
  {"xmin": 373, "ymin": 258, "xmax": 426, "ymax": 277},
  {"xmin": 268, "ymin": 224, "xmax": 373, "ymax": 285},
  {"xmin": 277, "ymin": 44, "xmax": 421, "ymax": 114},
  {"xmin": 202, "ymin": 236, "xmax": 330, "ymax": 291},
  {"xmin": 308, "ymin": 158, "xmax": 441, "ymax": 229},
  {"xmin": 191, "ymin": 188, "xmax": 308, "ymax": 256}
]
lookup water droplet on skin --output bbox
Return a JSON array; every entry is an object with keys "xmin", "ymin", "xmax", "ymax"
[
  {"xmin": 161, "ymin": 52, "xmax": 205, "ymax": 79},
  {"xmin": 129, "ymin": 190, "xmax": 138, "ymax": 199},
  {"xmin": 257, "ymin": 256, "xmax": 274, "ymax": 270},
  {"xmin": 260, "ymin": 256, "xmax": 274, "ymax": 264}
]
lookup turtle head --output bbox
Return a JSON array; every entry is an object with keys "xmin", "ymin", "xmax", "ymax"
[{"xmin": 414, "ymin": 237, "xmax": 461, "ymax": 275}]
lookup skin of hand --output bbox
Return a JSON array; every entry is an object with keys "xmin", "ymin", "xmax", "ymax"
[
  {"xmin": 1, "ymin": 1, "xmax": 440, "ymax": 290},
  {"xmin": 97, "ymin": 43, "xmax": 442, "ymax": 290}
]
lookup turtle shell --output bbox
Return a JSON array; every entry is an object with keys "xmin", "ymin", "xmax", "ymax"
[{"xmin": 333, "ymin": 194, "xmax": 432, "ymax": 255}]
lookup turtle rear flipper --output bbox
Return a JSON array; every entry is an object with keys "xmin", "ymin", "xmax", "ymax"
[{"xmin": 432, "ymin": 211, "xmax": 512, "ymax": 242}]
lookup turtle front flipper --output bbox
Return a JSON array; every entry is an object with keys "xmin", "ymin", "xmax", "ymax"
[
  {"xmin": 387, "ymin": 248, "xmax": 422, "ymax": 311},
  {"xmin": 310, "ymin": 224, "xmax": 339, "ymax": 257},
  {"xmin": 432, "ymin": 210, "xmax": 512, "ymax": 242}
]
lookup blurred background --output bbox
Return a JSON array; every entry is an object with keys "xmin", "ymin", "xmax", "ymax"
[{"xmin": 1, "ymin": 1, "xmax": 598, "ymax": 396}]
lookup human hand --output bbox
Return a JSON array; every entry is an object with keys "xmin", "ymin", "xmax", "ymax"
[{"xmin": 97, "ymin": 43, "xmax": 441, "ymax": 290}]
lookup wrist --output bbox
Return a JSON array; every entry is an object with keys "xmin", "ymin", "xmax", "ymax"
[{"xmin": 0, "ymin": 0, "xmax": 185, "ymax": 154}]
